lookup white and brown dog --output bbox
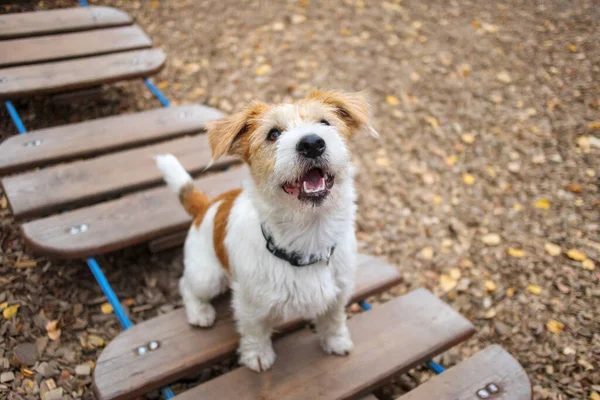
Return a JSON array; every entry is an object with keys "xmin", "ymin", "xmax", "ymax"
[{"xmin": 156, "ymin": 90, "xmax": 377, "ymax": 372}]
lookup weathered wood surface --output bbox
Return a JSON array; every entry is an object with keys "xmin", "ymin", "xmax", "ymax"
[
  {"xmin": 93, "ymin": 254, "xmax": 403, "ymax": 400},
  {"xmin": 2, "ymin": 135, "xmax": 236, "ymax": 219},
  {"xmin": 0, "ymin": 48, "xmax": 166, "ymax": 99},
  {"xmin": 0, "ymin": 25, "xmax": 152, "ymax": 67},
  {"xmin": 0, "ymin": 105, "xmax": 223, "ymax": 175},
  {"xmin": 20, "ymin": 167, "xmax": 248, "ymax": 259},
  {"xmin": 399, "ymin": 345, "xmax": 531, "ymax": 400},
  {"xmin": 174, "ymin": 289, "xmax": 475, "ymax": 400},
  {"xmin": 0, "ymin": 7, "xmax": 131, "ymax": 39}
]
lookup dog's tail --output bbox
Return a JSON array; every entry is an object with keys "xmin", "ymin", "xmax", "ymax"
[{"xmin": 155, "ymin": 154, "xmax": 210, "ymax": 218}]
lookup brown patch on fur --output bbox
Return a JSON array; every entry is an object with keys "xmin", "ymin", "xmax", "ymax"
[
  {"xmin": 207, "ymin": 102, "xmax": 270, "ymax": 162},
  {"xmin": 179, "ymin": 182, "xmax": 211, "ymax": 224},
  {"xmin": 212, "ymin": 188, "xmax": 242, "ymax": 273},
  {"xmin": 305, "ymin": 90, "xmax": 373, "ymax": 138}
]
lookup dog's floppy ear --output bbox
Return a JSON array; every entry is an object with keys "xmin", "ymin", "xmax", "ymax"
[
  {"xmin": 207, "ymin": 102, "xmax": 269, "ymax": 161},
  {"xmin": 307, "ymin": 89, "xmax": 379, "ymax": 138}
]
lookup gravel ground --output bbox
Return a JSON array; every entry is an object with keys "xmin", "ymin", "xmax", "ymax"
[{"xmin": 1, "ymin": 0, "xmax": 599, "ymax": 399}]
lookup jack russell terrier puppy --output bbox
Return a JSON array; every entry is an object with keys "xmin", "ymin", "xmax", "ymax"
[{"xmin": 156, "ymin": 90, "xmax": 377, "ymax": 372}]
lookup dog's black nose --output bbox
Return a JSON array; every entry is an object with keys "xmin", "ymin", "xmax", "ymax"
[{"xmin": 296, "ymin": 134, "xmax": 326, "ymax": 158}]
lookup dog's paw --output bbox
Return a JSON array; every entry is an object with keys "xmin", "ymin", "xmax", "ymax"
[
  {"xmin": 185, "ymin": 302, "xmax": 216, "ymax": 328},
  {"xmin": 239, "ymin": 346, "xmax": 276, "ymax": 372},
  {"xmin": 321, "ymin": 333, "xmax": 354, "ymax": 356}
]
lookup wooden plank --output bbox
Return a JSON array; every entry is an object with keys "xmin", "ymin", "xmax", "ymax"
[
  {"xmin": 399, "ymin": 345, "xmax": 531, "ymax": 400},
  {"xmin": 0, "ymin": 48, "xmax": 166, "ymax": 99},
  {"xmin": 20, "ymin": 166, "xmax": 249, "ymax": 259},
  {"xmin": 0, "ymin": 105, "xmax": 223, "ymax": 175},
  {"xmin": 0, "ymin": 7, "xmax": 131, "ymax": 39},
  {"xmin": 2, "ymin": 135, "xmax": 237, "ymax": 219},
  {"xmin": 93, "ymin": 254, "xmax": 403, "ymax": 400},
  {"xmin": 148, "ymin": 231, "xmax": 188, "ymax": 253},
  {"xmin": 174, "ymin": 289, "xmax": 475, "ymax": 400},
  {"xmin": 0, "ymin": 25, "xmax": 152, "ymax": 68}
]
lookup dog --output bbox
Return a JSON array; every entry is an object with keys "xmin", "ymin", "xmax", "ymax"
[{"xmin": 155, "ymin": 89, "xmax": 377, "ymax": 372}]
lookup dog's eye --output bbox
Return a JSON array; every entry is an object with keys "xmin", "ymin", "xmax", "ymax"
[
  {"xmin": 267, "ymin": 128, "xmax": 282, "ymax": 142},
  {"xmin": 320, "ymin": 119, "xmax": 330, "ymax": 126}
]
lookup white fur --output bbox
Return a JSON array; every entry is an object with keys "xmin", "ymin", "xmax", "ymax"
[
  {"xmin": 156, "ymin": 104, "xmax": 360, "ymax": 372},
  {"xmin": 155, "ymin": 154, "xmax": 192, "ymax": 193}
]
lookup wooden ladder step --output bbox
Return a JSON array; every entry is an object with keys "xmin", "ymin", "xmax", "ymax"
[
  {"xmin": 0, "ymin": 25, "xmax": 152, "ymax": 68},
  {"xmin": 93, "ymin": 254, "xmax": 403, "ymax": 400},
  {"xmin": 20, "ymin": 166, "xmax": 249, "ymax": 259},
  {"xmin": 398, "ymin": 345, "xmax": 531, "ymax": 400},
  {"xmin": 173, "ymin": 289, "xmax": 475, "ymax": 400},
  {"xmin": 0, "ymin": 48, "xmax": 166, "ymax": 99},
  {"xmin": 0, "ymin": 7, "xmax": 132, "ymax": 39},
  {"xmin": 2, "ymin": 135, "xmax": 236, "ymax": 219},
  {"xmin": 0, "ymin": 105, "xmax": 223, "ymax": 175}
]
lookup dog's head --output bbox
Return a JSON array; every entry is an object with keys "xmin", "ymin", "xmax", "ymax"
[{"xmin": 207, "ymin": 90, "xmax": 377, "ymax": 207}]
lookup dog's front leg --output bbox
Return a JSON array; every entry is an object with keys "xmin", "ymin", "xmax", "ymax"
[
  {"xmin": 236, "ymin": 312, "xmax": 276, "ymax": 372},
  {"xmin": 316, "ymin": 300, "xmax": 354, "ymax": 356}
]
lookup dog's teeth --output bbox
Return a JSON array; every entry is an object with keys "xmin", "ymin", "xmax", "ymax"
[{"xmin": 302, "ymin": 179, "xmax": 326, "ymax": 193}]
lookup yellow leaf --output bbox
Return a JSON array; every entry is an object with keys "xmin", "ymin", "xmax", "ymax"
[
  {"xmin": 446, "ymin": 155, "xmax": 457, "ymax": 166},
  {"xmin": 0, "ymin": 302, "xmax": 7, "ymax": 311},
  {"xmin": 484, "ymin": 280, "xmax": 496, "ymax": 292},
  {"xmin": 534, "ymin": 199, "xmax": 550, "ymax": 209},
  {"xmin": 588, "ymin": 121, "xmax": 600, "ymax": 130},
  {"xmin": 544, "ymin": 242, "xmax": 561, "ymax": 256},
  {"xmin": 386, "ymin": 95, "xmax": 399, "ymax": 106},
  {"xmin": 432, "ymin": 195, "xmax": 443, "ymax": 205},
  {"xmin": 439, "ymin": 274, "xmax": 457, "ymax": 292},
  {"xmin": 513, "ymin": 203, "xmax": 522, "ymax": 212},
  {"xmin": 485, "ymin": 166, "xmax": 497, "ymax": 177},
  {"xmin": 527, "ymin": 284, "xmax": 541, "ymax": 295},
  {"xmin": 508, "ymin": 248, "xmax": 525, "ymax": 258},
  {"xmin": 424, "ymin": 116, "xmax": 439, "ymax": 128},
  {"xmin": 461, "ymin": 133, "xmax": 475, "ymax": 144},
  {"xmin": 254, "ymin": 64, "xmax": 272, "ymax": 76},
  {"xmin": 546, "ymin": 319, "xmax": 564, "ymax": 335},
  {"xmin": 157, "ymin": 81, "xmax": 169, "ymax": 89},
  {"xmin": 151, "ymin": 0, "xmax": 159, "ymax": 8},
  {"xmin": 568, "ymin": 44, "xmax": 577, "ymax": 52},
  {"xmin": 462, "ymin": 173, "xmax": 475, "ymax": 185},
  {"xmin": 375, "ymin": 157, "xmax": 390, "ymax": 167},
  {"xmin": 87, "ymin": 335, "xmax": 105, "ymax": 348},
  {"xmin": 2, "ymin": 304, "xmax": 19, "ymax": 319},
  {"xmin": 582, "ymin": 259, "xmax": 596, "ymax": 271},
  {"xmin": 100, "ymin": 303, "xmax": 114, "ymax": 315},
  {"xmin": 590, "ymin": 391, "xmax": 600, "ymax": 400},
  {"xmin": 506, "ymin": 287, "xmax": 515, "ymax": 297},
  {"xmin": 449, "ymin": 268, "xmax": 461, "ymax": 280},
  {"xmin": 566, "ymin": 249, "xmax": 586, "ymax": 261},
  {"xmin": 481, "ymin": 233, "xmax": 501, "ymax": 246}
]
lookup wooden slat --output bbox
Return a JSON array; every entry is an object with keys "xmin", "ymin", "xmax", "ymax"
[
  {"xmin": 2, "ymin": 135, "xmax": 237, "ymax": 219},
  {"xmin": 174, "ymin": 289, "xmax": 475, "ymax": 400},
  {"xmin": 0, "ymin": 48, "xmax": 166, "ymax": 99},
  {"xmin": 399, "ymin": 345, "xmax": 531, "ymax": 400},
  {"xmin": 0, "ymin": 105, "xmax": 223, "ymax": 175},
  {"xmin": 20, "ymin": 166, "xmax": 249, "ymax": 259},
  {"xmin": 93, "ymin": 254, "xmax": 403, "ymax": 400},
  {"xmin": 0, "ymin": 7, "xmax": 131, "ymax": 39},
  {"xmin": 0, "ymin": 25, "xmax": 152, "ymax": 68}
]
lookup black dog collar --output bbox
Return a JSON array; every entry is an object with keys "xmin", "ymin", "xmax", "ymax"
[{"xmin": 261, "ymin": 224, "xmax": 335, "ymax": 267}]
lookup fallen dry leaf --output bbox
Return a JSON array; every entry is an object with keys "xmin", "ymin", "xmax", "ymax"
[
  {"xmin": 534, "ymin": 199, "xmax": 551, "ymax": 209},
  {"xmin": 566, "ymin": 249, "xmax": 586, "ymax": 261},
  {"xmin": 439, "ymin": 274, "xmax": 457, "ymax": 292},
  {"xmin": 578, "ymin": 358, "xmax": 594, "ymax": 371},
  {"xmin": 528, "ymin": 284, "xmax": 542, "ymax": 295},
  {"xmin": 565, "ymin": 184, "xmax": 582, "ymax": 193},
  {"xmin": 386, "ymin": 95, "xmax": 399, "ymax": 106},
  {"xmin": 46, "ymin": 320, "xmax": 61, "ymax": 341},
  {"xmin": 14, "ymin": 260, "xmax": 36, "ymax": 268},
  {"xmin": 484, "ymin": 280, "xmax": 497, "ymax": 292},
  {"xmin": 461, "ymin": 133, "xmax": 475, "ymax": 144},
  {"xmin": 508, "ymin": 248, "xmax": 525, "ymax": 258},
  {"xmin": 0, "ymin": 302, "xmax": 7, "ymax": 311},
  {"xmin": 100, "ymin": 303, "xmax": 113, "ymax": 315},
  {"xmin": 446, "ymin": 155, "xmax": 458, "ymax": 166},
  {"xmin": 568, "ymin": 44, "xmax": 577, "ymax": 52},
  {"xmin": 254, "ymin": 64, "xmax": 272, "ymax": 76},
  {"xmin": 2, "ymin": 304, "xmax": 19, "ymax": 319},
  {"xmin": 463, "ymin": 173, "xmax": 475, "ymax": 185},
  {"xmin": 546, "ymin": 319, "xmax": 564, "ymax": 335},
  {"xmin": 496, "ymin": 71, "xmax": 512, "ymax": 83},
  {"xmin": 588, "ymin": 121, "xmax": 600, "ymax": 130},
  {"xmin": 582, "ymin": 259, "xmax": 596, "ymax": 271},
  {"xmin": 419, "ymin": 247, "xmax": 434, "ymax": 260},
  {"xmin": 375, "ymin": 157, "xmax": 390, "ymax": 167},
  {"xmin": 590, "ymin": 391, "xmax": 600, "ymax": 400},
  {"xmin": 481, "ymin": 233, "xmax": 501, "ymax": 246},
  {"xmin": 506, "ymin": 288, "xmax": 515, "ymax": 297},
  {"xmin": 449, "ymin": 268, "xmax": 461, "ymax": 280},
  {"xmin": 424, "ymin": 116, "xmax": 439, "ymax": 128},
  {"xmin": 544, "ymin": 242, "xmax": 562, "ymax": 256},
  {"xmin": 87, "ymin": 335, "xmax": 105, "ymax": 348}
]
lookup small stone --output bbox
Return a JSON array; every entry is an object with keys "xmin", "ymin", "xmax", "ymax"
[
  {"xmin": 75, "ymin": 363, "xmax": 91, "ymax": 376},
  {"xmin": 0, "ymin": 358, "xmax": 9, "ymax": 371},
  {"xmin": 291, "ymin": 14, "xmax": 306, "ymax": 24},
  {"xmin": 43, "ymin": 388, "xmax": 63, "ymax": 400},
  {"xmin": 35, "ymin": 362, "xmax": 58, "ymax": 378},
  {"xmin": 494, "ymin": 321, "xmax": 509, "ymax": 336},
  {"xmin": 507, "ymin": 161, "xmax": 521, "ymax": 173},
  {"xmin": 13, "ymin": 343, "xmax": 37, "ymax": 366},
  {"xmin": 419, "ymin": 247, "xmax": 434, "ymax": 260},
  {"xmin": 496, "ymin": 71, "xmax": 512, "ymax": 83},
  {"xmin": 0, "ymin": 371, "xmax": 14, "ymax": 383},
  {"xmin": 532, "ymin": 154, "xmax": 546, "ymax": 164},
  {"xmin": 481, "ymin": 233, "xmax": 501, "ymax": 246}
]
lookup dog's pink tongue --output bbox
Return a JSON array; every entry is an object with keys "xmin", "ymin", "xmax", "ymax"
[{"xmin": 303, "ymin": 168, "xmax": 324, "ymax": 190}]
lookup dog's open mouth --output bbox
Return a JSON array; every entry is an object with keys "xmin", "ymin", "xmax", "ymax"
[{"xmin": 282, "ymin": 168, "xmax": 335, "ymax": 203}]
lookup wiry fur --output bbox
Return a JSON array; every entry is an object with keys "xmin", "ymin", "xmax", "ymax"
[{"xmin": 156, "ymin": 90, "xmax": 375, "ymax": 372}]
